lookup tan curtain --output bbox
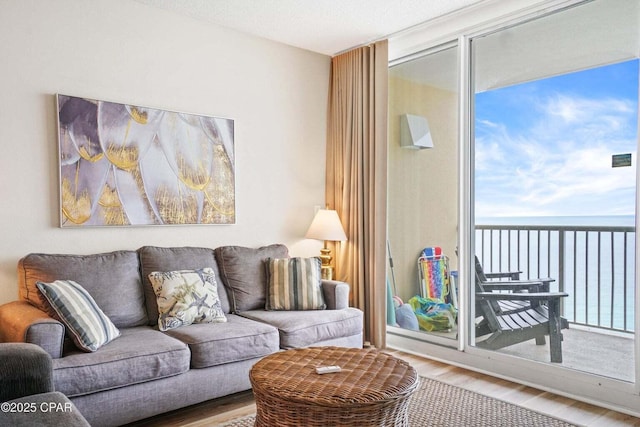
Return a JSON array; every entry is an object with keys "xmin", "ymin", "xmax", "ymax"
[{"xmin": 326, "ymin": 40, "xmax": 388, "ymax": 348}]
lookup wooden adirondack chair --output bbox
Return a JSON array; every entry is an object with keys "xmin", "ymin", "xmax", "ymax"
[
  {"xmin": 475, "ymin": 256, "xmax": 555, "ymax": 290},
  {"xmin": 475, "ymin": 286, "xmax": 569, "ymax": 363},
  {"xmin": 475, "ymin": 256, "xmax": 554, "ymax": 314}
]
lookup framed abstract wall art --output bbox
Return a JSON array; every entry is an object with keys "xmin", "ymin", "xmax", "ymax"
[{"xmin": 56, "ymin": 95, "xmax": 235, "ymax": 227}]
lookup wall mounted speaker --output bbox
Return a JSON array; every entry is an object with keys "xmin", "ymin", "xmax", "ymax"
[{"xmin": 400, "ymin": 114, "xmax": 433, "ymax": 149}]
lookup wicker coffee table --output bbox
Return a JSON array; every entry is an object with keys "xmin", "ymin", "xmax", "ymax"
[{"xmin": 249, "ymin": 346, "xmax": 419, "ymax": 426}]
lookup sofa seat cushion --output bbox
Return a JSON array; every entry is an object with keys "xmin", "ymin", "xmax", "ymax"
[
  {"xmin": 52, "ymin": 327, "xmax": 189, "ymax": 397},
  {"xmin": 164, "ymin": 314, "xmax": 279, "ymax": 368},
  {"xmin": 239, "ymin": 308, "xmax": 363, "ymax": 349}
]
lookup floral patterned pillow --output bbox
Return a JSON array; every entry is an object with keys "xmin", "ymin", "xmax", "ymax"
[{"xmin": 148, "ymin": 268, "xmax": 227, "ymax": 331}]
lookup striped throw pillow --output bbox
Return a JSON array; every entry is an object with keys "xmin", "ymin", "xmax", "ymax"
[
  {"xmin": 36, "ymin": 280, "xmax": 120, "ymax": 352},
  {"xmin": 266, "ymin": 257, "xmax": 326, "ymax": 310}
]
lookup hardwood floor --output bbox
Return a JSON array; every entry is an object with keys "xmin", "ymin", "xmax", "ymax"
[
  {"xmin": 127, "ymin": 350, "xmax": 640, "ymax": 426},
  {"xmin": 388, "ymin": 350, "xmax": 640, "ymax": 427},
  {"xmin": 126, "ymin": 390, "xmax": 256, "ymax": 427}
]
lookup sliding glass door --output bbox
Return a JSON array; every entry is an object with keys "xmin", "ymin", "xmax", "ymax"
[
  {"xmin": 387, "ymin": 1, "xmax": 640, "ymax": 410},
  {"xmin": 470, "ymin": 0, "xmax": 638, "ymax": 381},
  {"xmin": 387, "ymin": 43, "xmax": 460, "ymax": 346}
]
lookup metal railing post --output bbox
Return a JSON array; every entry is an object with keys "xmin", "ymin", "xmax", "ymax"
[{"xmin": 558, "ymin": 230, "xmax": 565, "ymax": 316}]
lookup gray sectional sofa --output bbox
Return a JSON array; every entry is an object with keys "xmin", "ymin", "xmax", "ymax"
[{"xmin": 0, "ymin": 244, "xmax": 363, "ymax": 426}]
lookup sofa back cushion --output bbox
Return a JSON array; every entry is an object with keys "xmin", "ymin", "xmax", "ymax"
[
  {"xmin": 18, "ymin": 251, "xmax": 147, "ymax": 328},
  {"xmin": 138, "ymin": 246, "xmax": 231, "ymax": 326},
  {"xmin": 214, "ymin": 244, "xmax": 289, "ymax": 312}
]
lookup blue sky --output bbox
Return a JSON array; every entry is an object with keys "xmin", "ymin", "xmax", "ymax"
[{"xmin": 475, "ymin": 59, "xmax": 638, "ymax": 219}]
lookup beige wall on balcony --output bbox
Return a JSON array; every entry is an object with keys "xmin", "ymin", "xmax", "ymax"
[{"xmin": 388, "ymin": 76, "xmax": 458, "ymax": 303}]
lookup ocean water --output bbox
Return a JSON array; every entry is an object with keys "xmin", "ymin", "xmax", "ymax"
[
  {"xmin": 476, "ymin": 215, "xmax": 636, "ymax": 227},
  {"xmin": 476, "ymin": 215, "xmax": 636, "ymax": 332}
]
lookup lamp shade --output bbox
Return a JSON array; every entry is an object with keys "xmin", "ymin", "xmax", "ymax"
[{"xmin": 305, "ymin": 209, "xmax": 347, "ymax": 241}]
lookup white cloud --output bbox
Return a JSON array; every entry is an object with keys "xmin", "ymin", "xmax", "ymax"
[
  {"xmin": 475, "ymin": 92, "xmax": 637, "ymax": 218},
  {"xmin": 546, "ymin": 95, "xmax": 633, "ymax": 125}
]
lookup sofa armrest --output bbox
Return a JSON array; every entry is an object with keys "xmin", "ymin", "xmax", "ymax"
[
  {"xmin": 321, "ymin": 280, "xmax": 350, "ymax": 310},
  {"xmin": 0, "ymin": 343, "xmax": 55, "ymax": 402},
  {"xmin": 0, "ymin": 301, "xmax": 65, "ymax": 359}
]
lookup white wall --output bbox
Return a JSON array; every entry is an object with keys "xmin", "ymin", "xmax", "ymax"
[{"xmin": 0, "ymin": 0, "xmax": 330, "ymax": 304}]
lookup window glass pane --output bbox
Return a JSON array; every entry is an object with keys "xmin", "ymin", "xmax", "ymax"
[{"xmin": 387, "ymin": 44, "xmax": 459, "ymax": 344}]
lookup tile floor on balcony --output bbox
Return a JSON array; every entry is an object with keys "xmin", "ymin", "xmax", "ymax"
[{"xmin": 495, "ymin": 326, "xmax": 634, "ymax": 382}]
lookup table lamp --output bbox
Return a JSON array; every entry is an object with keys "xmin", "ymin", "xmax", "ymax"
[{"xmin": 305, "ymin": 209, "xmax": 347, "ymax": 280}]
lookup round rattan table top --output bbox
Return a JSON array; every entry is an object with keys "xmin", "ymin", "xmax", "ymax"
[{"xmin": 249, "ymin": 346, "xmax": 419, "ymax": 408}]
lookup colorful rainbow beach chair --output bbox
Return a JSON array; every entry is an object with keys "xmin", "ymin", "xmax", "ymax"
[{"xmin": 409, "ymin": 247, "xmax": 457, "ymax": 331}]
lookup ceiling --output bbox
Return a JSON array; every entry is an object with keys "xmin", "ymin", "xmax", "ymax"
[
  {"xmin": 133, "ymin": 0, "xmax": 485, "ymax": 56},
  {"xmin": 390, "ymin": 0, "xmax": 639, "ymax": 93}
]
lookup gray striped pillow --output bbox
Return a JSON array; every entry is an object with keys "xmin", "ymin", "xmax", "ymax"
[
  {"xmin": 266, "ymin": 257, "xmax": 326, "ymax": 310},
  {"xmin": 36, "ymin": 280, "xmax": 120, "ymax": 352}
]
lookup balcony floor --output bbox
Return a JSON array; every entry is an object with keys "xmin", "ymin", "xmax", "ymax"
[{"xmin": 493, "ymin": 326, "xmax": 634, "ymax": 382}]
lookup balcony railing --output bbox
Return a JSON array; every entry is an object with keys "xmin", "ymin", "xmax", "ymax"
[{"xmin": 476, "ymin": 224, "xmax": 636, "ymax": 333}]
